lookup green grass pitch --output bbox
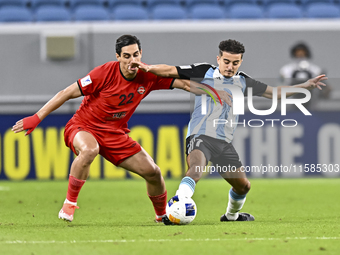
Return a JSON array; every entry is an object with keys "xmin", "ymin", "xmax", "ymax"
[{"xmin": 0, "ymin": 178, "xmax": 339, "ymax": 255}]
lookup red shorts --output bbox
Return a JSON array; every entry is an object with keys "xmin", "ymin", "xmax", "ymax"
[{"xmin": 64, "ymin": 119, "xmax": 142, "ymax": 166}]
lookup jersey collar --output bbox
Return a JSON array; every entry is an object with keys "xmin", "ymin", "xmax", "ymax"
[
  {"xmin": 119, "ymin": 64, "xmax": 137, "ymax": 81},
  {"xmin": 213, "ymin": 67, "xmax": 238, "ymax": 81}
]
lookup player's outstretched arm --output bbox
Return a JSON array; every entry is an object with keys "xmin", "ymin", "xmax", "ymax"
[
  {"xmin": 129, "ymin": 61, "xmax": 180, "ymax": 78},
  {"xmin": 12, "ymin": 82, "xmax": 82, "ymax": 135},
  {"xmin": 172, "ymin": 79, "xmax": 232, "ymax": 107},
  {"xmin": 262, "ymin": 74, "xmax": 327, "ymax": 99}
]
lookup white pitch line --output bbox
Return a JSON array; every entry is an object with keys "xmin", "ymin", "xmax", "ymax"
[
  {"xmin": 0, "ymin": 186, "xmax": 10, "ymax": 191},
  {"xmin": 2, "ymin": 237, "xmax": 340, "ymax": 244}
]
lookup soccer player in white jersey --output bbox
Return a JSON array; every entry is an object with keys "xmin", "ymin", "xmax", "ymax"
[{"xmin": 130, "ymin": 39, "xmax": 327, "ymax": 223}]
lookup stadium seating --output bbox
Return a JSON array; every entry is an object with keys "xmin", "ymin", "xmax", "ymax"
[
  {"xmin": 229, "ymin": 3, "xmax": 264, "ymax": 19},
  {"xmin": 74, "ymin": 5, "xmax": 110, "ymax": 21},
  {"xmin": 191, "ymin": 4, "xmax": 225, "ymax": 19},
  {"xmin": 261, "ymin": 0, "xmax": 296, "ymax": 7},
  {"xmin": 35, "ymin": 6, "xmax": 71, "ymax": 22},
  {"xmin": 112, "ymin": 5, "xmax": 148, "ymax": 20},
  {"xmin": 299, "ymin": 0, "xmax": 334, "ymax": 6},
  {"xmin": 306, "ymin": 3, "xmax": 340, "ymax": 18},
  {"xmin": 0, "ymin": 0, "xmax": 27, "ymax": 8},
  {"xmin": 267, "ymin": 3, "xmax": 303, "ymax": 18},
  {"xmin": 147, "ymin": 0, "xmax": 182, "ymax": 9},
  {"xmin": 0, "ymin": 6, "xmax": 33, "ymax": 22},
  {"xmin": 2, "ymin": 0, "xmax": 340, "ymax": 22},
  {"xmin": 186, "ymin": 0, "xmax": 222, "ymax": 8},
  {"xmin": 30, "ymin": 0, "xmax": 65, "ymax": 10},
  {"xmin": 107, "ymin": 0, "xmax": 144, "ymax": 9},
  {"xmin": 225, "ymin": 0, "xmax": 258, "ymax": 6},
  {"xmin": 152, "ymin": 4, "xmax": 187, "ymax": 20},
  {"xmin": 68, "ymin": 0, "xmax": 105, "ymax": 9}
]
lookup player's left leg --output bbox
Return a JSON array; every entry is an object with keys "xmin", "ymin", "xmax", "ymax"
[
  {"xmin": 118, "ymin": 147, "xmax": 167, "ymax": 222},
  {"xmin": 219, "ymin": 169, "xmax": 254, "ymax": 221},
  {"xmin": 214, "ymin": 143, "xmax": 254, "ymax": 222}
]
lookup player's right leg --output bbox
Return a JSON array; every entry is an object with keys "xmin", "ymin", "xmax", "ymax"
[
  {"xmin": 59, "ymin": 130, "xmax": 99, "ymax": 222},
  {"xmin": 174, "ymin": 135, "xmax": 216, "ymax": 200},
  {"xmin": 175, "ymin": 149, "xmax": 207, "ymax": 199}
]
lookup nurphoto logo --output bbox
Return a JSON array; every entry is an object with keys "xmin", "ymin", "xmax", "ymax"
[{"xmin": 199, "ymin": 82, "xmax": 312, "ymax": 128}]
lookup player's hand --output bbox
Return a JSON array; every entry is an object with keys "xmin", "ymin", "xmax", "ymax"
[
  {"xmin": 305, "ymin": 74, "xmax": 328, "ymax": 90},
  {"xmin": 216, "ymin": 90, "xmax": 233, "ymax": 107},
  {"xmin": 129, "ymin": 61, "xmax": 150, "ymax": 72},
  {"xmin": 12, "ymin": 114, "xmax": 41, "ymax": 136}
]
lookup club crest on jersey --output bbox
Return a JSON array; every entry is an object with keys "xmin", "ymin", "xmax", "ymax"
[
  {"xmin": 80, "ymin": 75, "xmax": 92, "ymax": 87},
  {"xmin": 137, "ymin": 86, "xmax": 145, "ymax": 94}
]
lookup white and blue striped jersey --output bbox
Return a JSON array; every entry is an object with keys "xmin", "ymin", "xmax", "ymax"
[{"xmin": 176, "ymin": 63, "xmax": 268, "ymax": 142}]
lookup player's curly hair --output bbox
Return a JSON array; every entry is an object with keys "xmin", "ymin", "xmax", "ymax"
[
  {"xmin": 116, "ymin": 35, "xmax": 141, "ymax": 56},
  {"xmin": 219, "ymin": 39, "xmax": 245, "ymax": 58}
]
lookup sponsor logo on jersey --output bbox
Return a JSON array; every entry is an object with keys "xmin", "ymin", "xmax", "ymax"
[
  {"xmin": 113, "ymin": 111, "xmax": 127, "ymax": 119},
  {"xmin": 80, "ymin": 75, "xmax": 92, "ymax": 87},
  {"xmin": 105, "ymin": 111, "xmax": 127, "ymax": 121},
  {"xmin": 137, "ymin": 86, "xmax": 145, "ymax": 94}
]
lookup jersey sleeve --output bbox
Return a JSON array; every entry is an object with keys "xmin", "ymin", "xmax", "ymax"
[
  {"xmin": 175, "ymin": 63, "xmax": 214, "ymax": 79},
  {"xmin": 77, "ymin": 63, "xmax": 112, "ymax": 96},
  {"xmin": 150, "ymin": 76, "xmax": 175, "ymax": 91},
  {"xmin": 244, "ymin": 77, "xmax": 268, "ymax": 97}
]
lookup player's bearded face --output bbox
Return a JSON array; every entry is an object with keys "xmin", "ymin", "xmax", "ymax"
[
  {"xmin": 116, "ymin": 44, "xmax": 142, "ymax": 78},
  {"xmin": 217, "ymin": 52, "xmax": 243, "ymax": 78}
]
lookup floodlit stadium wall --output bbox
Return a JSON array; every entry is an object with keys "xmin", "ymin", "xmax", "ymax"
[{"xmin": 0, "ymin": 20, "xmax": 340, "ymax": 179}]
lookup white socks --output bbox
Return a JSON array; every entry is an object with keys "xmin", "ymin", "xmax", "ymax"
[
  {"xmin": 175, "ymin": 178, "xmax": 247, "ymax": 221},
  {"xmin": 175, "ymin": 176, "xmax": 196, "ymax": 198},
  {"xmin": 226, "ymin": 188, "xmax": 247, "ymax": 221}
]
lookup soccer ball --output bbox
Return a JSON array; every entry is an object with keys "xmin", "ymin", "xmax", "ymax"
[{"xmin": 166, "ymin": 195, "xmax": 197, "ymax": 225}]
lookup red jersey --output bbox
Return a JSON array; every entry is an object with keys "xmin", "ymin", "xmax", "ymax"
[{"xmin": 73, "ymin": 61, "xmax": 174, "ymax": 133}]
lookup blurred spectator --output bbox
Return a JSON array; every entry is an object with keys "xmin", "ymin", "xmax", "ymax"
[{"xmin": 280, "ymin": 42, "xmax": 331, "ymax": 110}]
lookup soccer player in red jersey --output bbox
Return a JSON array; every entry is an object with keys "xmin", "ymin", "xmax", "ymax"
[{"xmin": 12, "ymin": 35, "xmax": 219, "ymax": 223}]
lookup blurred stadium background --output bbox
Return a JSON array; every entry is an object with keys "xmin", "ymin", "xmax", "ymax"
[{"xmin": 0, "ymin": 0, "xmax": 340, "ymax": 181}]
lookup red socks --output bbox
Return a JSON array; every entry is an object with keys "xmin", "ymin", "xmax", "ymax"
[
  {"xmin": 65, "ymin": 175, "xmax": 166, "ymax": 217},
  {"xmin": 148, "ymin": 191, "xmax": 167, "ymax": 217},
  {"xmin": 66, "ymin": 175, "xmax": 86, "ymax": 203}
]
